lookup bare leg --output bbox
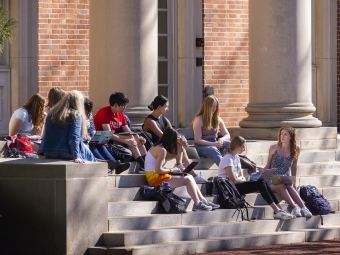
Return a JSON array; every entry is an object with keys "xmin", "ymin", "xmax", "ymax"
[
  {"xmin": 167, "ymin": 175, "xmax": 201, "ymax": 204},
  {"xmin": 286, "ymin": 184, "xmax": 305, "ymax": 208},
  {"xmin": 269, "ymin": 202, "xmax": 282, "ymax": 213},
  {"xmin": 31, "ymin": 142, "xmax": 39, "ymax": 152},
  {"xmin": 179, "ymin": 147, "xmax": 198, "ymax": 176},
  {"xmin": 270, "ymin": 183, "xmax": 298, "ymax": 209}
]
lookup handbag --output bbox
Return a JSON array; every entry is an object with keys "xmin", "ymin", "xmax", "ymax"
[
  {"xmin": 4, "ymin": 134, "xmax": 38, "ymax": 158},
  {"xmin": 106, "ymin": 143, "xmax": 132, "ymax": 163}
]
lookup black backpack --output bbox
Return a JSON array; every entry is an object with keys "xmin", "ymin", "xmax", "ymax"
[
  {"xmin": 214, "ymin": 177, "xmax": 250, "ymax": 220},
  {"xmin": 139, "ymin": 185, "xmax": 187, "ymax": 214},
  {"xmin": 299, "ymin": 185, "xmax": 333, "ymax": 215}
]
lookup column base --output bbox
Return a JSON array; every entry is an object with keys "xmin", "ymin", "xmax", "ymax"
[
  {"xmin": 239, "ymin": 116, "xmax": 322, "ymax": 128},
  {"xmin": 125, "ymin": 106, "xmax": 150, "ymax": 130}
]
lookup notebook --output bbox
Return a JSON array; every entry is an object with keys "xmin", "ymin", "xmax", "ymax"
[
  {"xmin": 89, "ymin": 131, "xmax": 115, "ymax": 145},
  {"xmin": 170, "ymin": 161, "xmax": 199, "ymax": 175},
  {"xmin": 272, "ymin": 175, "xmax": 296, "ymax": 185}
]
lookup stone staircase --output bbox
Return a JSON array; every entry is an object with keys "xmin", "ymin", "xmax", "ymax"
[{"xmin": 88, "ymin": 136, "xmax": 340, "ymax": 255}]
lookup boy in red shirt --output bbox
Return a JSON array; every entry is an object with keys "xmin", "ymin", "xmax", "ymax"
[{"xmin": 94, "ymin": 92, "xmax": 147, "ymax": 172}]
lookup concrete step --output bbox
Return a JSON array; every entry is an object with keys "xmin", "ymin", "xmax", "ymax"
[
  {"xmin": 107, "ymin": 196, "xmax": 340, "ymax": 219},
  {"xmin": 297, "ymin": 174, "xmax": 340, "ymax": 187},
  {"xmin": 102, "ymin": 220, "xmax": 283, "ymax": 246},
  {"xmin": 89, "ymin": 230, "xmax": 336, "ymax": 255},
  {"xmin": 248, "ymin": 149, "xmax": 339, "ymax": 166},
  {"xmin": 108, "ymin": 208, "xmax": 267, "ymax": 231},
  {"xmin": 297, "ymin": 161, "xmax": 340, "ymax": 176}
]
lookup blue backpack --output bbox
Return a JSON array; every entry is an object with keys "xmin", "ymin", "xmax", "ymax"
[{"xmin": 299, "ymin": 185, "xmax": 333, "ymax": 215}]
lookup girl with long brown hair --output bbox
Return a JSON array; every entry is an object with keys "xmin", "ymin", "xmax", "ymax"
[
  {"xmin": 9, "ymin": 94, "xmax": 46, "ymax": 152},
  {"xmin": 261, "ymin": 126, "xmax": 312, "ymax": 218}
]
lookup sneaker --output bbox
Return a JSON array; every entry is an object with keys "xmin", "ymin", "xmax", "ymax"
[
  {"xmin": 138, "ymin": 166, "xmax": 145, "ymax": 174},
  {"xmin": 174, "ymin": 162, "xmax": 185, "ymax": 171},
  {"xmin": 194, "ymin": 175, "xmax": 207, "ymax": 184},
  {"xmin": 192, "ymin": 202, "xmax": 212, "ymax": 211},
  {"xmin": 301, "ymin": 207, "xmax": 313, "ymax": 218},
  {"xmin": 292, "ymin": 207, "xmax": 302, "ymax": 217},
  {"xmin": 203, "ymin": 200, "xmax": 220, "ymax": 209},
  {"xmin": 274, "ymin": 210, "xmax": 293, "ymax": 220},
  {"xmin": 108, "ymin": 160, "xmax": 121, "ymax": 171}
]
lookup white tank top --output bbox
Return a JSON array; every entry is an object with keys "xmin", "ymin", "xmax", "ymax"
[{"xmin": 144, "ymin": 149, "xmax": 157, "ymax": 172}]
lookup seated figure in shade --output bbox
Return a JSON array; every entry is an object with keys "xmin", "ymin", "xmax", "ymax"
[
  {"xmin": 192, "ymin": 95, "xmax": 231, "ymax": 166},
  {"xmin": 9, "ymin": 94, "xmax": 46, "ymax": 152},
  {"xmin": 94, "ymin": 92, "xmax": 147, "ymax": 173},
  {"xmin": 38, "ymin": 90, "xmax": 96, "ymax": 163},
  {"xmin": 84, "ymin": 98, "xmax": 130, "ymax": 174},
  {"xmin": 142, "ymin": 95, "xmax": 206, "ymax": 184}
]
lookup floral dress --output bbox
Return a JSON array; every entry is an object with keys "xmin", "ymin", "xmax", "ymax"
[{"xmin": 267, "ymin": 149, "xmax": 293, "ymax": 185}]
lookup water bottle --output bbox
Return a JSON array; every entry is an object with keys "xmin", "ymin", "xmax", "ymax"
[
  {"xmin": 162, "ymin": 182, "xmax": 172, "ymax": 193},
  {"xmin": 205, "ymin": 177, "xmax": 213, "ymax": 196}
]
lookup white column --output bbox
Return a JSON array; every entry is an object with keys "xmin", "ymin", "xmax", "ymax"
[
  {"xmin": 239, "ymin": 0, "xmax": 322, "ymax": 128},
  {"xmin": 89, "ymin": 0, "xmax": 158, "ymax": 127}
]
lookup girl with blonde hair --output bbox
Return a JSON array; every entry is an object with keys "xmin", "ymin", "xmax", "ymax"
[
  {"xmin": 192, "ymin": 95, "xmax": 231, "ymax": 166},
  {"xmin": 38, "ymin": 90, "xmax": 96, "ymax": 163},
  {"xmin": 261, "ymin": 126, "xmax": 312, "ymax": 218},
  {"xmin": 218, "ymin": 136, "xmax": 294, "ymax": 220},
  {"xmin": 9, "ymin": 94, "xmax": 46, "ymax": 152}
]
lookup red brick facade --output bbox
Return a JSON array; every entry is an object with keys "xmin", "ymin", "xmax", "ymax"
[
  {"xmin": 338, "ymin": 0, "xmax": 340, "ymax": 130},
  {"xmin": 37, "ymin": 0, "xmax": 90, "ymax": 98},
  {"xmin": 202, "ymin": 0, "xmax": 249, "ymax": 127}
]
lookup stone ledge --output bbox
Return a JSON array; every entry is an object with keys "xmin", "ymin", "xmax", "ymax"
[{"xmin": 0, "ymin": 158, "xmax": 108, "ymax": 179}]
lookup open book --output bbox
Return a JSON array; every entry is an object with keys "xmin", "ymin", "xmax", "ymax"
[{"xmin": 272, "ymin": 175, "xmax": 296, "ymax": 185}]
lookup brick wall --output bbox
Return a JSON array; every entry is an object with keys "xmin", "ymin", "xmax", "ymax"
[
  {"xmin": 338, "ymin": 0, "xmax": 340, "ymax": 131},
  {"xmin": 202, "ymin": 0, "xmax": 249, "ymax": 127},
  {"xmin": 37, "ymin": 0, "xmax": 90, "ymax": 98}
]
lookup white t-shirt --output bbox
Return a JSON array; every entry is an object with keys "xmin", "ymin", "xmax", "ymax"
[
  {"xmin": 9, "ymin": 108, "xmax": 34, "ymax": 136},
  {"xmin": 218, "ymin": 153, "xmax": 241, "ymax": 179}
]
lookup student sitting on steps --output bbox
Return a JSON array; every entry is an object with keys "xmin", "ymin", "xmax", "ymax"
[
  {"xmin": 144, "ymin": 127, "xmax": 219, "ymax": 211},
  {"xmin": 218, "ymin": 136, "xmax": 294, "ymax": 220},
  {"xmin": 142, "ymin": 95, "xmax": 206, "ymax": 184},
  {"xmin": 84, "ymin": 98, "xmax": 130, "ymax": 174},
  {"xmin": 260, "ymin": 126, "xmax": 312, "ymax": 218},
  {"xmin": 94, "ymin": 92, "xmax": 147, "ymax": 173}
]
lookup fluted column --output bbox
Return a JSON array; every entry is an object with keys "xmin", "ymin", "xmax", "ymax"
[
  {"xmin": 89, "ymin": 0, "xmax": 157, "ymax": 128},
  {"xmin": 239, "ymin": 0, "xmax": 322, "ymax": 128}
]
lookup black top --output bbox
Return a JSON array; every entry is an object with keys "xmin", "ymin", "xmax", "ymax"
[{"xmin": 142, "ymin": 114, "xmax": 169, "ymax": 143}]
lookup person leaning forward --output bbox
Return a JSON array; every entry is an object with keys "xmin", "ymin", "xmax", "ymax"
[{"xmin": 94, "ymin": 92, "xmax": 147, "ymax": 173}]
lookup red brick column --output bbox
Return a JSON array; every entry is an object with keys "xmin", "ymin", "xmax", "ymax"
[
  {"xmin": 37, "ymin": 0, "xmax": 89, "ymax": 98},
  {"xmin": 202, "ymin": 0, "xmax": 249, "ymax": 127}
]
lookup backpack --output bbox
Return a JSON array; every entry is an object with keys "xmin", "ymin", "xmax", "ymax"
[
  {"xmin": 214, "ymin": 177, "xmax": 250, "ymax": 220},
  {"xmin": 239, "ymin": 154, "xmax": 257, "ymax": 174},
  {"xmin": 4, "ymin": 135, "xmax": 39, "ymax": 159},
  {"xmin": 139, "ymin": 185, "xmax": 187, "ymax": 214},
  {"xmin": 106, "ymin": 144, "xmax": 132, "ymax": 163},
  {"xmin": 299, "ymin": 185, "xmax": 333, "ymax": 215}
]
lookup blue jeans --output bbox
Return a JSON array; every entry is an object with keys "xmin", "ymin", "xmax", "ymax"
[
  {"xmin": 195, "ymin": 139, "xmax": 230, "ymax": 166},
  {"xmin": 89, "ymin": 145, "xmax": 117, "ymax": 162}
]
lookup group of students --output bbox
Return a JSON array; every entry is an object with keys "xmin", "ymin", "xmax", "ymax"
[
  {"xmin": 8, "ymin": 90, "xmax": 312, "ymax": 218},
  {"xmin": 143, "ymin": 95, "xmax": 313, "ymax": 218}
]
